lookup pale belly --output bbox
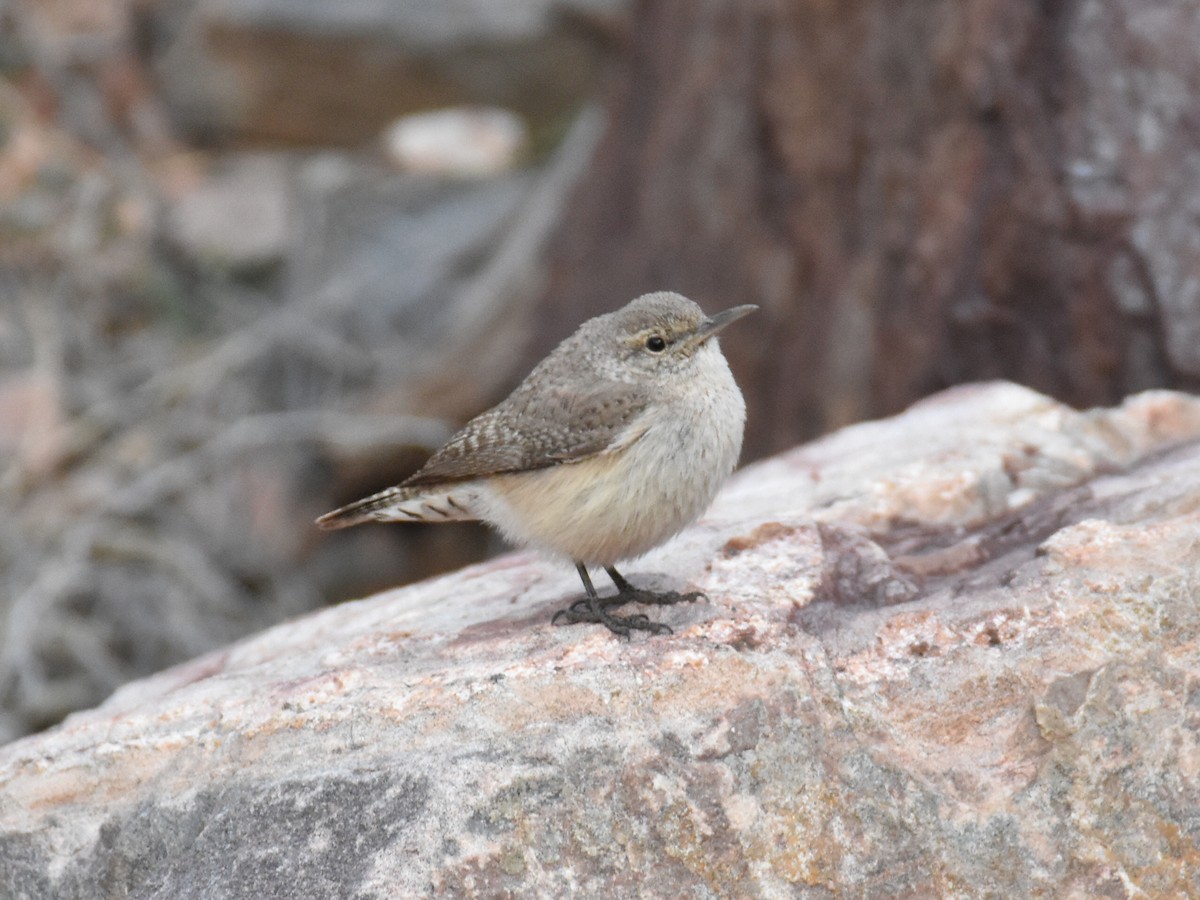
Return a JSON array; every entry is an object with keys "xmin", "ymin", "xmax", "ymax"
[{"xmin": 480, "ymin": 377, "xmax": 745, "ymax": 565}]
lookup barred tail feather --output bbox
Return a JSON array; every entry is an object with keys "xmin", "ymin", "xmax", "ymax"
[{"xmin": 315, "ymin": 484, "xmax": 481, "ymax": 530}]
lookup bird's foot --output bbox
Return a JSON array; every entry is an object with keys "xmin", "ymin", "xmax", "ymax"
[
  {"xmin": 551, "ymin": 587, "xmax": 702, "ymax": 637},
  {"xmin": 603, "ymin": 567, "xmax": 706, "ymax": 608},
  {"xmin": 555, "ymin": 586, "xmax": 701, "ymax": 616},
  {"xmin": 553, "ymin": 565, "xmax": 703, "ymax": 637},
  {"xmin": 551, "ymin": 601, "xmax": 672, "ymax": 638}
]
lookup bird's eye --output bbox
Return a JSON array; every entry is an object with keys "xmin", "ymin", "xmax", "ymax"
[{"xmin": 645, "ymin": 335, "xmax": 667, "ymax": 353}]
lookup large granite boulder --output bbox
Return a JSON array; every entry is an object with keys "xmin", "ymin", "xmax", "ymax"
[{"xmin": 1, "ymin": 382, "xmax": 1198, "ymax": 897}]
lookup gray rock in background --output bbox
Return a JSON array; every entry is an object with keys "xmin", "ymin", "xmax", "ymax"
[
  {"xmin": 150, "ymin": 0, "xmax": 629, "ymax": 145},
  {"xmin": 166, "ymin": 153, "xmax": 292, "ymax": 272},
  {"xmin": 2, "ymin": 383, "xmax": 1198, "ymax": 897},
  {"xmin": 287, "ymin": 156, "xmax": 534, "ymax": 347}
]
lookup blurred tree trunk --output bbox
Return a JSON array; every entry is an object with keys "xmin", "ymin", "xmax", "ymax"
[{"xmin": 534, "ymin": 0, "xmax": 1200, "ymax": 461}]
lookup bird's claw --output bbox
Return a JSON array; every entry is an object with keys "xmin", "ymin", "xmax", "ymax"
[
  {"xmin": 551, "ymin": 604, "xmax": 673, "ymax": 637},
  {"xmin": 552, "ymin": 568, "xmax": 705, "ymax": 637}
]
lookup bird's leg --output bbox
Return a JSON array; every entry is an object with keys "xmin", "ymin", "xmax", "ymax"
[
  {"xmin": 551, "ymin": 564, "xmax": 672, "ymax": 637},
  {"xmin": 557, "ymin": 565, "xmax": 704, "ymax": 614},
  {"xmin": 605, "ymin": 565, "xmax": 706, "ymax": 606}
]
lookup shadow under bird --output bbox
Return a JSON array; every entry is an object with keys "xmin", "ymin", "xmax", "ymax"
[{"xmin": 316, "ymin": 291, "xmax": 757, "ymax": 636}]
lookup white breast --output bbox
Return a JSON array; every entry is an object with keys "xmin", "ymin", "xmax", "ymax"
[{"xmin": 479, "ymin": 342, "xmax": 746, "ymax": 565}]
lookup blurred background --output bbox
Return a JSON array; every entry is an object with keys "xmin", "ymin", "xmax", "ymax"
[{"xmin": 1, "ymin": 0, "xmax": 1197, "ymax": 741}]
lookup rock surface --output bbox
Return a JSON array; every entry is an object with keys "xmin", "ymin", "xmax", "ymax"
[
  {"xmin": 165, "ymin": 153, "xmax": 292, "ymax": 271},
  {"xmin": 2, "ymin": 382, "xmax": 1199, "ymax": 897},
  {"xmin": 152, "ymin": 0, "xmax": 628, "ymax": 145},
  {"xmin": 384, "ymin": 107, "xmax": 528, "ymax": 177}
]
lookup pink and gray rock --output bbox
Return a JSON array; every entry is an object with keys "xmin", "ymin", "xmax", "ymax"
[{"xmin": 1, "ymin": 382, "xmax": 1198, "ymax": 897}]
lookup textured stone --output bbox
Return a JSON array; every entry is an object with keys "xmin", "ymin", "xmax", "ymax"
[
  {"xmin": 384, "ymin": 107, "xmax": 527, "ymax": 177},
  {"xmin": 1, "ymin": 382, "xmax": 1199, "ymax": 897},
  {"xmin": 151, "ymin": 0, "xmax": 627, "ymax": 145},
  {"xmin": 166, "ymin": 153, "xmax": 291, "ymax": 271},
  {"xmin": 287, "ymin": 160, "xmax": 534, "ymax": 343}
]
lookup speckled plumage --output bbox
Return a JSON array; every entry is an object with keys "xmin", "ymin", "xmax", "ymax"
[{"xmin": 317, "ymin": 292, "xmax": 756, "ymax": 635}]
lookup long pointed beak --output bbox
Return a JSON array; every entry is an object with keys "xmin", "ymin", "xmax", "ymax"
[{"xmin": 693, "ymin": 304, "xmax": 758, "ymax": 344}]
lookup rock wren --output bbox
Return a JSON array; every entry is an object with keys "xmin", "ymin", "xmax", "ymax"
[{"xmin": 316, "ymin": 291, "xmax": 756, "ymax": 636}]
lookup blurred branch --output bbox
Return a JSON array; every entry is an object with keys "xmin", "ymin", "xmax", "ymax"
[
  {"xmin": 136, "ymin": 273, "xmax": 374, "ymax": 405},
  {"xmin": 108, "ymin": 410, "xmax": 452, "ymax": 515},
  {"xmin": 0, "ymin": 0, "xmax": 603, "ymax": 741}
]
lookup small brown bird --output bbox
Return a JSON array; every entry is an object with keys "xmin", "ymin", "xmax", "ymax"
[{"xmin": 317, "ymin": 292, "xmax": 756, "ymax": 636}]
